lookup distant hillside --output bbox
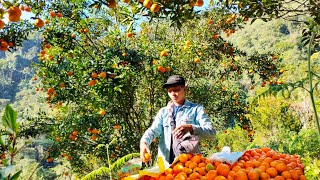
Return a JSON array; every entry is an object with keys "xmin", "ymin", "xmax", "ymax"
[{"xmin": 0, "ymin": 33, "xmax": 41, "ymax": 103}]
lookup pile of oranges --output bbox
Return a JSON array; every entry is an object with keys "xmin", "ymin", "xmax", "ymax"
[{"xmin": 138, "ymin": 148, "xmax": 306, "ymax": 180}]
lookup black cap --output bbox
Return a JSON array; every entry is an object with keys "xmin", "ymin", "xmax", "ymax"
[{"xmin": 163, "ymin": 75, "xmax": 186, "ymax": 88}]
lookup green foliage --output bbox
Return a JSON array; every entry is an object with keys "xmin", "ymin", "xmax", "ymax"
[
  {"xmin": 0, "ymin": 0, "xmax": 320, "ymax": 178},
  {"xmin": 213, "ymin": 126, "xmax": 251, "ymax": 152},
  {"xmin": 81, "ymin": 153, "xmax": 139, "ymax": 180},
  {"xmin": 0, "ymin": 104, "xmax": 21, "ymax": 180},
  {"xmin": 249, "ymin": 96, "xmax": 303, "ymax": 136}
]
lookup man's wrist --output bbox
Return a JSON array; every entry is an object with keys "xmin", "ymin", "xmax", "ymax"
[{"xmin": 187, "ymin": 124, "xmax": 194, "ymax": 134}]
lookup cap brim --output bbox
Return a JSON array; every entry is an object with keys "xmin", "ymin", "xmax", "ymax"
[{"xmin": 162, "ymin": 82, "xmax": 183, "ymax": 88}]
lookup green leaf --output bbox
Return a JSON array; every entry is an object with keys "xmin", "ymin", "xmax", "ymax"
[
  {"xmin": 0, "ymin": 135, "xmax": 6, "ymax": 147},
  {"xmin": 2, "ymin": 104, "xmax": 19, "ymax": 135},
  {"xmin": 80, "ymin": 153, "xmax": 140, "ymax": 180},
  {"xmin": 9, "ymin": 170, "xmax": 21, "ymax": 180}
]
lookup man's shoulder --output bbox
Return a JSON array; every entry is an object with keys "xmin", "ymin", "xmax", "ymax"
[
  {"xmin": 158, "ymin": 106, "xmax": 168, "ymax": 114},
  {"xmin": 184, "ymin": 100, "xmax": 203, "ymax": 108}
]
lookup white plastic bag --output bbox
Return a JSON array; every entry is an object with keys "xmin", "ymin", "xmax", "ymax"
[{"xmin": 207, "ymin": 146, "xmax": 244, "ymax": 165}]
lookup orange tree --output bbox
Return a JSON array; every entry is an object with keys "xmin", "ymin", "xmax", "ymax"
[
  {"xmin": 2, "ymin": 0, "xmax": 283, "ymax": 176},
  {"xmin": 27, "ymin": 1, "xmax": 285, "ymax": 175}
]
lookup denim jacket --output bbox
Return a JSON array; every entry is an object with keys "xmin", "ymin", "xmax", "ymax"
[{"xmin": 140, "ymin": 100, "xmax": 216, "ymax": 166}]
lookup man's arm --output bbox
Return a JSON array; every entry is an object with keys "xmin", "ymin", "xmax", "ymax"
[
  {"xmin": 140, "ymin": 108, "xmax": 165, "ymax": 161},
  {"xmin": 140, "ymin": 108, "xmax": 165, "ymax": 146},
  {"xmin": 192, "ymin": 105, "xmax": 216, "ymax": 140}
]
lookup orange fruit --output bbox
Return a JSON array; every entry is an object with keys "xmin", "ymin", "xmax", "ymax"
[
  {"xmin": 206, "ymin": 170, "xmax": 218, "ymax": 180},
  {"xmin": 24, "ymin": 6, "xmax": 31, "ymax": 12},
  {"xmin": 195, "ymin": 0, "xmax": 204, "ymax": 7},
  {"xmin": 49, "ymin": 11, "xmax": 56, "ymax": 17},
  {"xmin": 83, "ymin": 28, "xmax": 89, "ymax": 33},
  {"xmin": 244, "ymin": 161, "xmax": 255, "ymax": 169},
  {"xmin": 72, "ymin": 131, "xmax": 78, "ymax": 136},
  {"xmin": 45, "ymin": 44, "xmax": 51, "ymax": 49},
  {"xmin": 47, "ymin": 157, "xmax": 54, "ymax": 162},
  {"xmin": 190, "ymin": 172, "xmax": 201, "ymax": 180},
  {"xmin": 178, "ymin": 153, "xmax": 189, "ymax": 163},
  {"xmin": 8, "ymin": 42, "xmax": 14, "ymax": 47},
  {"xmin": 160, "ymin": 50, "xmax": 168, "ymax": 57},
  {"xmin": 0, "ymin": 20, "xmax": 4, "ymax": 29},
  {"xmin": 274, "ymin": 176, "xmax": 285, "ymax": 180},
  {"xmin": 266, "ymin": 167, "xmax": 278, "ymax": 178},
  {"xmin": 198, "ymin": 162, "xmax": 206, "ymax": 168},
  {"xmin": 143, "ymin": 0, "xmax": 152, "ymax": 8},
  {"xmin": 91, "ymin": 129, "xmax": 98, "ymax": 134},
  {"xmin": 192, "ymin": 154, "xmax": 202, "ymax": 163},
  {"xmin": 99, "ymin": 110, "xmax": 106, "ymax": 116},
  {"xmin": 7, "ymin": 6, "xmax": 22, "ymax": 22},
  {"xmin": 88, "ymin": 79, "xmax": 97, "ymax": 86},
  {"xmin": 194, "ymin": 57, "xmax": 200, "ymax": 63},
  {"xmin": 295, "ymin": 168, "xmax": 303, "ymax": 176},
  {"xmin": 281, "ymin": 171, "xmax": 291, "ymax": 179},
  {"xmin": 185, "ymin": 160, "xmax": 192, "ymax": 168},
  {"xmin": 57, "ymin": 12, "xmax": 63, "ymax": 18},
  {"xmin": 198, "ymin": 167, "xmax": 207, "ymax": 176},
  {"xmin": 275, "ymin": 163, "xmax": 287, "ymax": 173},
  {"xmin": 126, "ymin": 32, "xmax": 133, "ymax": 38},
  {"xmin": 157, "ymin": 66, "xmax": 166, "ymax": 73},
  {"xmin": 247, "ymin": 169, "xmax": 260, "ymax": 180},
  {"xmin": 144, "ymin": 152, "xmax": 151, "ymax": 162},
  {"xmin": 91, "ymin": 72, "xmax": 98, "ymax": 78},
  {"xmin": 232, "ymin": 166, "xmax": 241, "ymax": 172},
  {"xmin": 150, "ymin": 3, "xmax": 160, "ymax": 12},
  {"xmin": 47, "ymin": 87, "xmax": 54, "ymax": 94},
  {"xmin": 272, "ymin": 154, "xmax": 281, "ymax": 160},
  {"xmin": 113, "ymin": 124, "xmax": 120, "ymax": 130},
  {"xmin": 122, "ymin": 0, "xmax": 130, "ymax": 3},
  {"xmin": 184, "ymin": 167, "xmax": 193, "ymax": 175},
  {"xmin": 55, "ymin": 136, "xmax": 61, "ymax": 142},
  {"xmin": 166, "ymin": 174, "xmax": 174, "ymax": 180},
  {"xmin": 214, "ymin": 176, "xmax": 227, "ymax": 180},
  {"xmin": 165, "ymin": 168, "xmax": 173, "ymax": 175},
  {"xmin": 34, "ymin": 18, "xmax": 45, "ymax": 28},
  {"xmin": 260, "ymin": 172, "xmax": 270, "ymax": 180},
  {"xmin": 299, "ymin": 175, "xmax": 306, "ymax": 180},
  {"xmin": 69, "ymin": 134, "xmax": 77, "ymax": 140},
  {"xmin": 289, "ymin": 169, "xmax": 299, "ymax": 180},
  {"xmin": 234, "ymin": 171, "xmax": 248, "ymax": 180},
  {"xmin": 173, "ymin": 164, "xmax": 184, "ymax": 174},
  {"xmin": 107, "ymin": 0, "xmax": 117, "ymax": 8},
  {"xmin": 270, "ymin": 160, "xmax": 279, "ymax": 168},
  {"xmin": 99, "ymin": 72, "xmax": 107, "ymax": 79},
  {"xmin": 264, "ymin": 157, "xmax": 273, "ymax": 163},
  {"xmin": 216, "ymin": 163, "xmax": 230, "ymax": 177},
  {"xmin": 189, "ymin": 162, "xmax": 198, "ymax": 169},
  {"xmin": 91, "ymin": 135, "xmax": 97, "ymax": 141},
  {"xmin": 176, "ymin": 172, "xmax": 187, "ymax": 179}
]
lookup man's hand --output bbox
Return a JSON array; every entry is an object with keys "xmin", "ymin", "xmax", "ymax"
[
  {"xmin": 140, "ymin": 142, "xmax": 151, "ymax": 162},
  {"xmin": 172, "ymin": 124, "xmax": 193, "ymax": 139}
]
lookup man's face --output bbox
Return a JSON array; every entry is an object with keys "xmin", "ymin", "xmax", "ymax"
[{"xmin": 167, "ymin": 84, "xmax": 186, "ymax": 105}]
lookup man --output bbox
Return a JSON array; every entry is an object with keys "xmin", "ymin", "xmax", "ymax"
[{"xmin": 140, "ymin": 75, "xmax": 216, "ymax": 165}]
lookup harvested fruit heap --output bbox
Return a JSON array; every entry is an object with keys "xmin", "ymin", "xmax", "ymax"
[{"xmin": 137, "ymin": 148, "xmax": 306, "ymax": 180}]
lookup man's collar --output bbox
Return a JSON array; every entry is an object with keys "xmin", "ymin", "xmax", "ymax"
[{"xmin": 182, "ymin": 99, "xmax": 191, "ymax": 108}]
